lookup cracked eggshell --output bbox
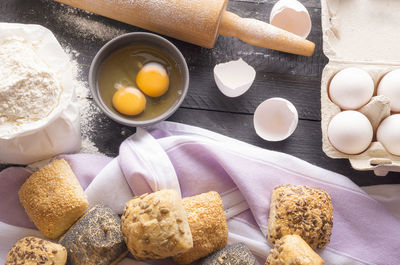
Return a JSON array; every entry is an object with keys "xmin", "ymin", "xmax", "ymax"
[
  {"xmin": 214, "ymin": 58, "xmax": 256, "ymax": 97},
  {"xmin": 253, "ymin": 98, "xmax": 298, "ymax": 141},
  {"xmin": 270, "ymin": 0, "xmax": 312, "ymax": 38}
]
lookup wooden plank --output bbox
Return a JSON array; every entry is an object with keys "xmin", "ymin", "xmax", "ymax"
[
  {"xmin": 0, "ymin": 0, "xmax": 324, "ymax": 120},
  {"xmin": 183, "ymin": 69, "xmax": 322, "ymax": 120},
  {"xmin": 183, "ymin": 67, "xmax": 320, "ymax": 120},
  {"xmin": 73, "ymin": 62, "xmax": 323, "ymax": 121},
  {"xmin": 1, "ymin": 0, "xmax": 325, "ymax": 120},
  {"xmin": 60, "ymin": 60, "xmax": 323, "ymax": 121},
  {"xmin": 0, "ymin": 0, "xmax": 326, "ymax": 121}
]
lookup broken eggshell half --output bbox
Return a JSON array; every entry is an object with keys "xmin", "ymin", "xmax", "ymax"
[
  {"xmin": 214, "ymin": 58, "xmax": 256, "ymax": 97},
  {"xmin": 253, "ymin": 98, "xmax": 299, "ymax": 141},
  {"xmin": 270, "ymin": 0, "xmax": 312, "ymax": 38}
]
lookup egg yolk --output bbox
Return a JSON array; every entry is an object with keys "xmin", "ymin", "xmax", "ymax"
[
  {"xmin": 136, "ymin": 63, "xmax": 169, "ymax": 97},
  {"xmin": 112, "ymin": 87, "xmax": 146, "ymax": 115}
]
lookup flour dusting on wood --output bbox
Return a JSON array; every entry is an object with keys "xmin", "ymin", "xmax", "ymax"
[{"xmin": 64, "ymin": 46, "xmax": 102, "ymax": 155}]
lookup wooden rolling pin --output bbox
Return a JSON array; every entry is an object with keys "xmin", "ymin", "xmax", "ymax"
[{"xmin": 55, "ymin": 0, "xmax": 315, "ymax": 56}]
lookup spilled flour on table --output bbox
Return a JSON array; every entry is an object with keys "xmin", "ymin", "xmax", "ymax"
[
  {"xmin": 54, "ymin": 2, "xmax": 131, "ymax": 156},
  {"xmin": 63, "ymin": 46, "xmax": 101, "ymax": 155}
]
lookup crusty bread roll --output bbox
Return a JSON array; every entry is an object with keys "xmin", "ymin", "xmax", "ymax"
[
  {"xmin": 173, "ymin": 191, "xmax": 228, "ymax": 265},
  {"xmin": 18, "ymin": 159, "xmax": 89, "ymax": 239},
  {"xmin": 265, "ymin": 235, "xmax": 324, "ymax": 265},
  {"xmin": 121, "ymin": 189, "xmax": 193, "ymax": 260},
  {"xmin": 59, "ymin": 204, "xmax": 127, "ymax": 265},
  {"xmin": 267, "ymin": 185, "xmax": 333, "ymax": 249},
  {"xmin": 198, "ymin": 242, "xmax": 257, "ymax": 265},
  {"xmin": 5, "ymin": 236, "xmax": 67, "ymax": 265}
]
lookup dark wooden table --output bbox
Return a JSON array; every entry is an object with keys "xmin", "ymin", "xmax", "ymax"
[{"xmin": 1, "ymin": 0, "xmax": 399, "ymax": 186}]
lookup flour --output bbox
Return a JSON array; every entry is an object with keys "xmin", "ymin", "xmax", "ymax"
[
  {"xmin": 0, "ymin": 38, "xmax": 61, "ymax": 135},
  {"xmin": 63, "ymin": 45, "xmax": 102, "ymax": 155}
]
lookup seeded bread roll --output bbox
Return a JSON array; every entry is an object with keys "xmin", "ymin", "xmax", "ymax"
[
  {"xmin": 59, "ymin": 204, "xmax": 127, "ymax": 265},
  {"xmin": 265, "ymin": 235, "xmax": 324, "ymax": 265},
  {"xmin": 173, "ymin": 191, "xmax": 228, "ymax": 265},
  {"xmin": 121, "ymin": 189, "xmax": 193, "ymax": 260},
  {"xmin": 267, "ymin": 185, "xmax": 333, "ymax": 249},
  {"xmin": 5, "ymin": 236, "xmax": 67, "ymax": 265},
  {"xmin": 199, "ymin": 243, "xmax": 258, "ymax": 265},
  {"xmin": 18, "ymin": 159, "xmax": 89, "ymax": 239}
]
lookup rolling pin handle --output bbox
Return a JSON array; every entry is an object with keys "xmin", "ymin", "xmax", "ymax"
[{"xmin": 219, "ymin": 11, "xmax": 315, "ymax": 56}]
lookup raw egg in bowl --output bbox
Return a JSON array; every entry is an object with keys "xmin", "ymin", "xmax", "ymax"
[{"xmin": 89, "ymin": 33, "xmax": 189, "ymax": 127}]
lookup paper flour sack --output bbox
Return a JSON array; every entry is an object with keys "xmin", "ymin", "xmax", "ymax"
[{"xmin": 0, "ymin": 23, "xmax": 81, "ymax": 164}]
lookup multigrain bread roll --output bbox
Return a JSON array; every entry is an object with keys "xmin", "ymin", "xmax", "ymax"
[
  {"xmin": 267, "ymin": 185, "xmax": 333, "ymax": 249},
  {"xmin": 121, "ymin": 189, "xmax": 193, "ymax": 260},
  {"xmin": 5, "ymin": 236, "xmax": 67, "ymax": 265},
  {"xmin": 265, "ymin": 235, "xmax": 324, "ymax": 265},
  {"xmin": 59, "ymin": 204, "xmax": 127, "ymax": 265},
  {"xmin": 19, "ymin": 159, "xmax": 89, "ymax": 239},
  {"xmin": 198, "ymin": 243, "xmax": 258, "ymax": 265},
  {"xmin": 173, "ymin": 191, "xmax": 228, "ymax": 265}
]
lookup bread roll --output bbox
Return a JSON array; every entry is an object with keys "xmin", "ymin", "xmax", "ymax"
[
  {"xmin": 59, "ymin": 204, "xmax": 127, "ymax": 265},
  {"xmin": 173, "ymin": 191, "xmax": 228, "ymax": 265},
  {"xmin": 265, "ymin": 235, "xmax": 324, "ymax": 265},
  {"xmin": 121, "ymin": 189, "xmax": 193, "ymax": 260},
  {"xmin": 5, "ymin": 236, "xmax": 67, "ymax": 265},
  {"xmin": 267, "ymin": 185, "xmax": 333, "ymax": 249},
  {"xmin": 198, "ymin": 242, "xmax": 257, "ymax": 265},
  {"xmin": 18, "ymin": 159, "xmax": 89, "ymax": 239}
]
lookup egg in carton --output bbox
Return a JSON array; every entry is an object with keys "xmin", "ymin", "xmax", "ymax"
[{"xmin": 320, "ymin": 0, "xmax": 400, "ymax": 176}]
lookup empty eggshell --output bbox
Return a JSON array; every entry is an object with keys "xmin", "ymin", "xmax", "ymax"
[
  {"xmin": 214, "ymin": 58, "xmax": 256, "ymax": 97},
  {"xmin": 328, "ymin": 111, "xmax": 373, "ymax": 155},
  {"xmin": 253, "ymin": 98, "xmax": 298, "ymax": 141},
  {"xmin": 270, "ymin": 0, "xmax": 312, "ymax": 38},
  {"xmin": 378, "ymin": 69, "xmax": 400, "ymax": 113},
  {"xmin": 377, "ymin": 114, "xmax": 400, "ymax": 156},
  {"xmin": 329, "ymin": 67, "xmax": 374, "ymax": 110}
]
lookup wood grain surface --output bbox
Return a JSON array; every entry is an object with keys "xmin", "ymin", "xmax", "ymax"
[{"xmin": 1, "ymin": 0, "xmax": 399, "ymax": 185}]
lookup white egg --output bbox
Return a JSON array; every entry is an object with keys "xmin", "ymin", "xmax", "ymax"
[
  {"xmin": 377, "ymin": 114, "xmax": 400, "ymax": 156},
  {"xmin": 378, "ymin": 69, "xmax": 400, "ymax": 113},
  {"xmin": 254, "ymin": 98, "xmax": 298, "ymax": 141},
  {"xmin": 328, "ymin": 111, "xmax": 373, "ymax": 155},
  {"xmin": 329, "ymin": 67, "xmax": 374, "ymax": 110},
  {"xmin": 214, "ymin": 58, "xmax": 256, "ymax": 97},
  {"xmin": 270, "ymin": 0, "xmax": 312, "ymax": 38}
]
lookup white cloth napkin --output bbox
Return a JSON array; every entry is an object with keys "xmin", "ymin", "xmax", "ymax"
[{"xmin": 1, "ymin": 122, "xmax": 399, "ymax": 265}]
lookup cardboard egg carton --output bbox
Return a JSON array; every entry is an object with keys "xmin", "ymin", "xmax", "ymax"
[{"xmin": 321, "ymin": 0, "xmax": 400, "ymax": 176}]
